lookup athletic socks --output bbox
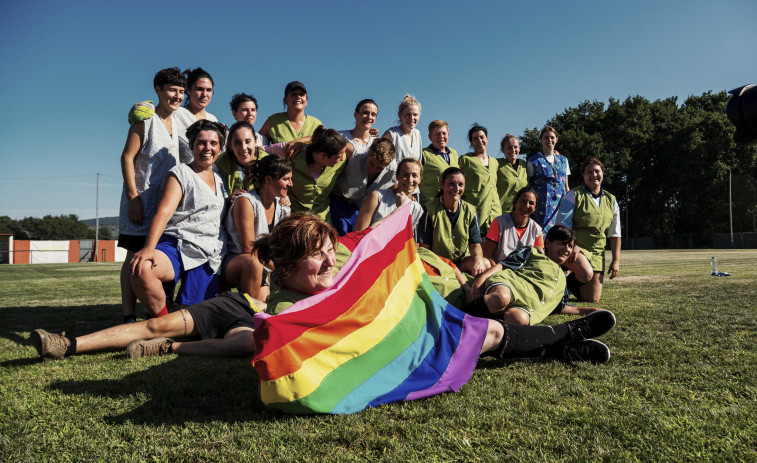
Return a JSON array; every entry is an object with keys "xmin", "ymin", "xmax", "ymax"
[
  {"xmin": 148, "ymin": 306, "xmax": 168, "ymax": 318},
  {"xmin": 497, "ymin": 321, "xmax": 571, "ymax": 357}
]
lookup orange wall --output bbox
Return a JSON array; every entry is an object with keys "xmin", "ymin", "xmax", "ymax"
[
  {"xmin": 95, "ymin": 240, "xmax": 116, "ymax": 262},
  {"xmin": 68, "ymin": 240, "xmax": 79, "ymax": 263},
  {"xmin": 13, "ymin": 240, "xmax": 30, "ymax": 264}
]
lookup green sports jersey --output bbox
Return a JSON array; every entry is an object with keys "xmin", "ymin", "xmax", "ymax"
[
  {"xmin": 497, "ymin": 158, "xmax": 528, "ymax": 213},
  {"xmin": 460, "ymin": 154, "xmax": 501, "ymax": 236},
  {"xmin": 573, "ymin": 186, "xmax": 616, "ymax": 271},
  {"xmin": 419, "ymin": 146, "xmax": 459, "ymax": 205}
]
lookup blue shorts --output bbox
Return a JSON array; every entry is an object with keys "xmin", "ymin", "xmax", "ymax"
[
  {"xmin": 329, "ymin": 193, "xmax": 360, "ymax": 236},
  {"xmin": 156, "ymin": 235, "xmax": 219, "ymax": 306}
]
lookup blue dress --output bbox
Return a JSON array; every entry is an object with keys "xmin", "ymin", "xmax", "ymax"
[{"xmin": 528, "ymin": 153, "xmax": 569, "ymax": 231}]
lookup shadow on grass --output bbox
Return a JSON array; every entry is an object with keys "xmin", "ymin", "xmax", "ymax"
[
  {"xmin": 1, "ymin": 304, "xmax": 132, "ymax": 346},
  {"xmin": 46, "ymin": 355, "xmax": 280, "ymax": 425},
  {"xmin": 1, "ymin": 304, "xmax": 290, "ymax": 424}
]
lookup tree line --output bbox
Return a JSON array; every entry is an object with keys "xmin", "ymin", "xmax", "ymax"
[
  {"xmin": 518, "ymin": 91, "xmax": 757, "ymax": 237},
  {"xmin": 0, "ymin": 215, "xmax": 112, "ymax": 240}
]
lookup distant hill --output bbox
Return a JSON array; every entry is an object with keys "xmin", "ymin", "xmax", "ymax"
[
  {"xmin": 81, "ymin": 216, "xmax": 120, "ymax": 237},
  {"xmin": 81, "ymin": 216, "xmax": 119, "ymax": 227}
]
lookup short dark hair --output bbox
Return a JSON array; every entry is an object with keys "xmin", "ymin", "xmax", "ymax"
[
  {"xmin": 467, "ymin": 123, "xmax": 488, "ymax": 144},
  {"xmin": 545, "ymin": 224, "xmax": 575, "ymax": 244},
  {"xmin": 153, "ymin": 67, "xmax": 186, "ymax": 89},
  {"xmin": 354, "ymin": 98, "xmax": 377, "ymax": 113},
  {"xmin": 186, "ymin": 120, "xmax": 227, "ymax": 150},
  {"xmin": 230, "ymin": 93, "xmax": 258, "ymax": 113}
]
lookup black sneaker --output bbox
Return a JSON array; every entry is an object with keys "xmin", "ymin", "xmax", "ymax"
[
  {"xmin": 559, "ymin": 340, "xmax": 611, "ymax": 364},
  {"xmin": 565, "ymin": 310, "xmax": 616, "ymax": 341}
]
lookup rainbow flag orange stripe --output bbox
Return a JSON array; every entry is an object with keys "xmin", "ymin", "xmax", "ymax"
[{"xmin": 251, "ymin": 205, "xmax": 489, "ymax": 414}]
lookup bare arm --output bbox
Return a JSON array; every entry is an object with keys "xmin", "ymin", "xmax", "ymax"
[
  {"xmin": 608, "ymin": 236, "xmax": 621, "ymax": 279},
  {"xmin": 564, "ymin": 247, "xmax": 594, "ymax": 283},
  {"xmin": 560, "ymin": 305, "xmax": 599, "ymax": 315},
  {"xmin": 470, "ymin": 262, "xmax": 503, "ymax": 299},
  {"xmin": 354, "ymin": 190, "xmax": 381, "ymax": 232},
  {"xmin": 468, "ymin": 243, "xmax": 487, "ymax": 276},
  {"xmin": 130, "ymin": 175, "xmax": 183, "ymax": 274},
  {"xmin": 232, "ymin": 198, "xmax": 256, "ymax": 254},
  {"xmin": 120, "ymin": 122, "xmax": 145, "ymax": 225},
  {"xmin": 482, "ymin": 238, "xmax": 497, "ymax": 266}
]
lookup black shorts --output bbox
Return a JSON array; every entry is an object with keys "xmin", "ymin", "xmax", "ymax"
[
  {"xmin": 565, "ymin": 271, "xmax": 603, "ymax": 301},
  {"xmin": 117, "ymin": 234, "xmax": 147, "ymax": 252},
  {"xmin": 185, "ymin": 293, "xmax": 257, "ymax": 339}
]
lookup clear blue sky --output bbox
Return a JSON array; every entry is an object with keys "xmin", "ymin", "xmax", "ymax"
[{"xmin": 1, "ymin": 0, "xmax": 755, "ymax": 220}]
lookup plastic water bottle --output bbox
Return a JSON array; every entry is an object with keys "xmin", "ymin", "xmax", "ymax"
[{"xmin": 711, "ymin": 257, "xmax": 718, "ymax": 275}]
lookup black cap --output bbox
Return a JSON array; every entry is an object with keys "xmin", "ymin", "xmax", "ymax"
[{"xmin": 284, "ymin": 81, "xmax": 307, "ymax": 96}]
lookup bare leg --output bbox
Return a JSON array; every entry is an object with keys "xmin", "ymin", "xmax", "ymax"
[
  {"xmin": 223, "ymin": 253, "xmax": 267, "ymax": 300},
  {"xmin": 579, "ymin": 272, "xmax": 604, "ymax": 303},
  {"xmin": 503, "ymin": 308, "xmax": 531, "ymax": 325},
  {"xmin": 480, "ymin": 320, "xmax": 504, "ymax": 354},
  {"xmin": 120, "ymin": 251, "xmax": 137, "ymax": 318},
  {"xmin": 171, "ymin": 327, "xmax": 255, "ymax": 357},
  {"xmin": 130, "ymin": 250, "xmax": 175, "ymax": 315},
  {"xmin": 74, "ymin": 309, "xmax": 195, "ymax": 353}
]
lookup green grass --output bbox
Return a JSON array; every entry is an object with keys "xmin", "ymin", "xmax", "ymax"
[{"xmin": 1, "ymin": 252, "xmax": 755, "ymax": 462}]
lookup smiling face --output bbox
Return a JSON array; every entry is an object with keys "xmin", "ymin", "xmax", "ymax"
[
  {"xmin": 583, "ymin": 163, "xmax": 604, "ymax": 191},
  {"xmin": 284, "ymin": 88, "xmax": 307, "ymax": 111},
  {"xmin": 470, "ymin": 130, "xmax": 488, "ymax": 153},
  {"xmin": 285, "ymin": 238, "xmax": 336, "ymax": 294},
  {"xmin": 397, "ymin": 161, "xmax": 422, "ymax": 196},
  {"xmin": 155, "ymin": 84, "xmax": 185, "ymax": 112},
  {"xmin": 232, "ymin": 100, "xmax": 257, "ymax": 125},
  {"xmin": 511, "ymin": 191, "xmax": 537, "ymax": 223},
  {"xmin": 265, "ymin": 171, "xmax": 293, "ymax": 198},
  {"xmin": 441, "ymin": 173, "xmax": 465, "ymax": 203},
  {"xmin": 399, "ymin": 104, "xmax": 420, "ymax": 131},
  {"xmin": 502, "ymin": 137, "xmax": 520, "ymax": 164},
  {"xmin": 540, "ymin": 130, "xmax": 558, "ymax": 152},
  {"xmin": 545, "ymin": 238, "xmax": 574, "ymax": 266},
  {"xmin": 355, "ymin": 103, "xmax": 378, "ymax": 130},
  {"xmin": 429, "ymin": 126, "xmax": 449, "ymax": 151},
  {"xmin": 192, "ymin": 130, "xmax": 221, "ymax": 169},
  {"xmin": 189, "ymin": 77, "xmax": 213, "ymax": 110},
  {"xmin": 230, "ymin": 127, "xmax": 256, "ymax": 167}
]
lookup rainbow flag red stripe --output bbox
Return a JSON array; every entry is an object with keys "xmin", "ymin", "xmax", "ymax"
[{"xmin": 251, "ymin": 205, "xmax": 488, "ymax": 414}]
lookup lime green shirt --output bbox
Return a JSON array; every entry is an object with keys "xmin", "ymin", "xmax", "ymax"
[
  {"xmin": 425, "ymin": 197, "xmax": 477, "ymax": 263},
  {"xmin": 289, "ymin": 147, "xmax": 346, "ymax": 221},
  {"xmin": 419, "ymin": 146, "xmax": 459, "ymax": 205},
  {"xmin": 497, "ymin": 158, "xmax": 528, "ymax": 213},
  {"xmin": 460, "ymin": 154, "xmax": 502, "ymax": 236},
  {"xmin": 573, "ymin": 186, "xmax": 616, "ymax": 271},
  {"xmin": 266, "ymin": 113, "xmax": 323, "ymax": 144}
]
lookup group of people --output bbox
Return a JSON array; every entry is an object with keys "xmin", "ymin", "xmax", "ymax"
[{"xmin": 31, "ymin": 67, "xmax": 622, "ymax": 386}]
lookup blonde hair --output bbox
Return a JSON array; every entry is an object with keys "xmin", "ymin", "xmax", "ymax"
[{"xmin": 398, "ymin": 94, "xmax": 421, "ymax": 115}]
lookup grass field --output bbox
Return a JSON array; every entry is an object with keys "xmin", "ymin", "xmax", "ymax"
[{"xmin": 1, "ymin": 250, "xmax": 755, "ymax": 462}]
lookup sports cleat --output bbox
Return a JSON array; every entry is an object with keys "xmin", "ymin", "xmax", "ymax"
[
  {"xmin": 31, "ymin": 329, "xmax": 71, "ymax": 361},
  {"xmin": 557, "ymin": 339, "xmax": 611, "ymax": 364},
  {"xmin": 126, "ymin": 338, "xmax": 174, "ymax": 359},
  {"xmin": 565, "ymin": 310, "xmax": 616, "ymax": 342}
]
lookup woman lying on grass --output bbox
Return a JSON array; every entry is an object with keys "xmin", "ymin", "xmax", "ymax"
[{"xmin": 30, "ymin": 211, "xmax": 615, "ymax": 376}]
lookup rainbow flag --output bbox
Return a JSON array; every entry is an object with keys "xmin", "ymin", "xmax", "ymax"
[{"xmin": 251, "ymin": 205, "xmax": 489, "ymax": 414}]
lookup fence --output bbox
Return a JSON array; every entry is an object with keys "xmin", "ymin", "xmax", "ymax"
[{"xmin": 0, "ymin": 238, "xmax": 125, "ymax": 264}]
